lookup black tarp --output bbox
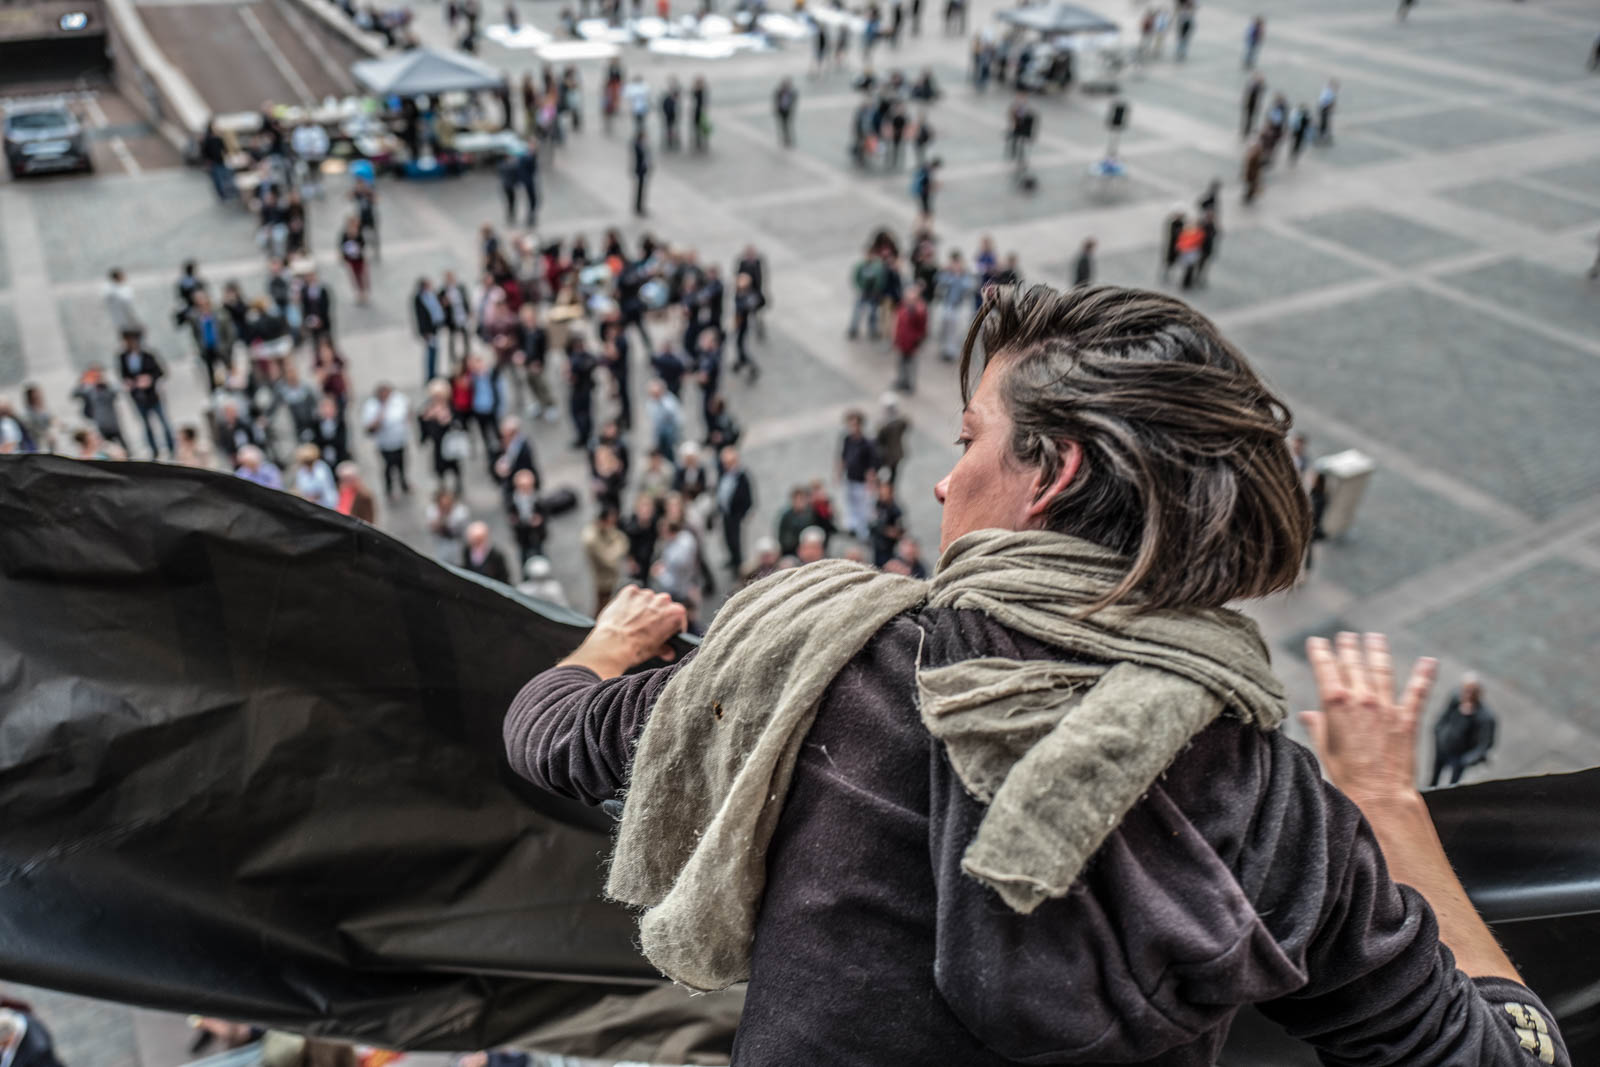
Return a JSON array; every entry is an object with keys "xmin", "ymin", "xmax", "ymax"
[{"xmin": 0, "ymin": 456, "xmax": 1596, "ymax": 1061}]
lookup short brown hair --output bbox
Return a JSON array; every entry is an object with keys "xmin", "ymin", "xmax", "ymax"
[{"xmin": 960, "ymin": 283, "xmax": 1310, "ymax": 612}]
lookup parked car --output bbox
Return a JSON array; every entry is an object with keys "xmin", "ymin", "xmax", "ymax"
[{"xmin": 3, "ymin": 100, "xmax": 93, "ymax": 177}]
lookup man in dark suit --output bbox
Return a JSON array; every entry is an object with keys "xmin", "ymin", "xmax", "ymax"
[
  {"xmin": 492, "ymin": 414, "xmax": 539, "ymax": 498},
  {"xmin": 461, "ymin": 520, "xmax": 512, "ymax": 583},
  {"xmin": 517, "ymin": 139, "xmax": 540, "ymax": 227},
  {"xmin": 116, "ymin": 331, "xmax": 175, "ymax": 459},
  {"xmin": 299, "ymin": 270, "xmax": 334, "ymax": 348},
  {"xmin": 632, "ymin": 131, "xmax": 650, "ymax": 217},
  {"xmin": 440, "ymin": 271, "xmax": 472, "ymax": 363},
  {"xmin": 412, "ymin": 277, "xmax": 445, "ymax": 383},
  {"xmin": 716, "ymin": 445, "xmax": 755, "ymax": 572}
]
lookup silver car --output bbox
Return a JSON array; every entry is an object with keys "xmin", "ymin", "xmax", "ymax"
[{"xmin": 4, "ymin": 101, "xmax": 94, "ymax": 177}]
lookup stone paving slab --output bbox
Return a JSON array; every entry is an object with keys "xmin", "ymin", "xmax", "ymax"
[
  {"xmin": 1528, "ymin": 156, "xmax": 1600, "ymax": 200},
  {"xmin": 1122, "ymin": 144, "xmax": 1236, "ymax": 198},
  {"xmin": 1073, "ymin": 225, "xmax": 1373, "ymax": 314},
  {"xmin": 1437, "ymin": 256, "xmax": 1600, "ymax": 341},
  {"xmin": 1411, "ymin": 558, "xmax": 1600, "ymax": 733},
  {"xmin": 1436, "ymin": 178, "xmax": 1600, "ymax": 232},
  {"xmin": 1230, "ymin": 285, "xmax": 1600, "ymax": 521},
  {"xmin": 1310, "ymin": 133, "xmax": 1411, "ymax": 168},
  {"xmin": 1437, "ymin": 37, "xmax": 1598, "ymax": 87},
  {"xmin": 1300, "ymin": 426, "xmax": 1516, "ymax": 598},
  {"xmin": 736, "ymin": 186, "xmax": 909, "ymax": 257},
  {"xmin": 1290, "ymin": 205, "xmax": 1480, "ymax": 268},
  {"xmin": 30, "ymin": 173, "xmax": 259, "ymax": 284},
  {"xmin": 669, "ymin": 135, "xmax": 824, "ymax": 199},
  {"xmin": 1122, "ymin": 75, "xmax": 1250, "ymax": 134},
  {"xmin": 937, "ymin": 161, "xmax": 1166, "ymax": 230},
  {"xmin": 1349, "ymin": 104, "xmax": 1557, "ymax": 153}
]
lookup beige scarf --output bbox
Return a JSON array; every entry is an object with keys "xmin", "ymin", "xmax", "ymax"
[{"xmin": 605, "ymin": 529, "xmax": 1285, "ymax": 992}]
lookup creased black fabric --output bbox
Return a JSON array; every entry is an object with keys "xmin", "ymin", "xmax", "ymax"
[
  {"xmin": 0, "ymin": 456, "xmax": 697, "ymax": 1053},
  {"xmin": 0, "ymin": 455, "xmax": 1596, "ymax": 1064}
]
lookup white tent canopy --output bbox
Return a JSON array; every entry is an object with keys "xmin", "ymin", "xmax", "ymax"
[
  {"xmin": 351, "ymin": 48, "xmax": 505, "ymax": 97},
  {"xmin": 996, "ymin": 2, "xmax": 1118, "ymax": 36}
]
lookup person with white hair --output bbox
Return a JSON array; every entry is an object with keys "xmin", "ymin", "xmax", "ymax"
[
  {"xmin": 233, "ymin": 445, "xmax": 283, "ymax": 490},
  {"xmin": 1430, "ymin": 671, "xmax": 1497, "ymax": 787},
  {"xmin": 289, "ymin": 443, "xmax": 338, "ymax": 508},
  {"xmin": 795, "ymin": 524, "xmax": 827, "ymax": 564},
  {"xmin": 518, "ymin": 555, "xmax": 571, "ymax": 608}
]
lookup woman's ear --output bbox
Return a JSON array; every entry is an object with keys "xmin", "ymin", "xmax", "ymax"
[{"xmin": 1023, "ymin": 441, "xmax": 1083, "ymax": 523}]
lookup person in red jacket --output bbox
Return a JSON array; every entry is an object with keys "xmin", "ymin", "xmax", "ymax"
[{"xmin": 892, "ymin": 281, "xmax": 929, "ymax": 393}]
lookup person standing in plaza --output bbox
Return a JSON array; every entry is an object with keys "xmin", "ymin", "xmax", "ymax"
[
  {"xmin": 1174, "ymin": 0, "xmax": 1194, "ymax": 60},
  {"xmin": 1397, "ymin": 0, "xmax": 1416, "ymax": 21},
  {"xmin": 441, "ymin": 271, "xmax": 472, "ymax": 364},
  {"xmin": 339, "ymin": 217, "xmax": 370, "ymax": 305},
  {"xmin": 716, "ymin": 445, "xmax": 755, "ymax": 573},
  {"xmin": 498, "ymin": 152, "xmax": 522, "ymax": 225},
  {"xmin": 362, "ymin": 382, "xmax": 412, "ymax": 498},
  {"xmin": 733, "ymin": 273, "xmax": 765, "ymax": 380},
  {"xmin": 632, "ymin": 130, "xmax": 651, "ymax": 216},
  {"xmin": 691, "ymin": 76, "xmax": 711, "ymax": 152},
  {"xmin": 892, "ymin": 282, "xmax": 929, "ymax": 393},
  {"xmin": 519, "ymin": 138, "xmax": 541, "ymax": 227},
  {"xmin": 115, "ymin": 331, "xmax": 175, "ymax": 459},
  {"xmin": 848, "ymin": 249, "xmax": 889, "ymax": 340},
  {"xmin": 1242, "ymin": 139, "xmax": 1266, "ymax": 205},
  {"xmin": 506, "ymin": 468, "xmax": 546, "ymax": 566},
  {"xmin": 911, "ymin": 156, "xmax": 941, "ymax": 217},
  {"xmin": 567, "ymin": 333, "xmax": 599, "ymax": 449},
  {"xmin": 462, "ymin": 521, "xmax": 512, "ymax": 583},
  {"xmin": 874, "ymin": 393, "xmax": 909, "ymax": 485},
  {"xmin": 1288, "ymin": 102, "xmax": 1312, "ymax": 163},
  {"xmin": 625, "ymin": 73, "xmax": 651, "ymax": 134},
  {"xmin": 774, "ymin": 78, "xmax": 797, "ymax": 148},
  {"xmin": 413, "ymin": 277, "xmax": 446, "ymax": 384},
  {"xmin": 300, "ymin": 269, "xmax": 333, "ymax": 350},
  {"xmin": 661, "ymin": 77, "xmax": 682, "ymax": 150},
  {"xmin": 1196, "ymin": 208, "xmax": 1221, "ymax": 286},
  {"xmin": 1177, "ymin": 217, "xmax": 1206, "ymax": 288},
  {"xmin": 186, "ymin": 290, "xmax": 236, "ymax": 388},
  {"xmin": 1072, "ymin": 238, "xmax": 1096, "ymax": 288},
  {"xmin": 1242, "ymin": 15, "xmax": 1265, "ymax": 69},
  {"xmin": 836, "ymin": 409, "xmax": 879, "ymax": 540},
  {"xmin": 933, "ymin": 249, "xmax": 975, "ymax": 361},
  {"xmin": 583, "ymin": 506, "xmax": 631, "ymax": 613},
  {"xmin": 1161, "ymin": 206, "xmax": 1186, "ymax": 281},
  {"xmin": 102, "ymin": 269, "xmax": 142, "ymax": 339},
  {"xmin": 1317, "ymin": 79, "xmax": 1339, "ymax": 144},
  {"xmin": 1431, "ymin": 673, "xmax": 1497, "ymax": 787},
  {"xmin": 1241, "ymin": 73, "xmax": 1266, "ymax": 137}
]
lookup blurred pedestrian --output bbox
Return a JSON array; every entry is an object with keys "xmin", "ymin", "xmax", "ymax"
[
  {"xmin": 1072, "ymin": 238, "xmax": 1096, "ymax": 287},
  {"xmin": 1431, "ymin": 673, "xmax": 1497, "ymax": 787},
  {"xmin": 837, "ymin": 410, "xmax": 879, "ymax": 538},
  {"xmin": 1243, "ymin": 15, "xmax": 1264, "ymax": 69},
  {"xmin": 116, "ymin": 330, "xmax": 175, "ymax": 459},
  {"xmin": 1317, "ymin": 79, "xmax": 1339, "ymax": 143},
  {"xmin": 583, "ymin": 505, "xmax": 631, "ymax": 612},
  {"xmin": 462, "ymin": 520, "xmax": 512, "ymax": 583},
  {"xmin": 892, "ymin": 282, "xmax": 928, "ymax": 393},
  {"xmin": 335, "ymin": 461, "xmax": 377, "ymax": 522},
  {"xmin": 362, "ymin": 382, "xmax": 412, "ymax": 497}
]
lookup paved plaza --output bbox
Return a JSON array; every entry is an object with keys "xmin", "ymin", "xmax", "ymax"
[{"xmin": 2, "ymin": 0, "xmax": 1599, "ymax": 1059}]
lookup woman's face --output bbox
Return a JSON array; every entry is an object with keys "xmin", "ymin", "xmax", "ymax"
[{"xmin": 934, "ymin": 361, "xmax": 1048, "ymax": 553}]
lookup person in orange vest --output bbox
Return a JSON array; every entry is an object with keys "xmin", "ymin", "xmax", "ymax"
[{"xmin": 1176, "ymin": 220, "xmax": 1206, "ymax": 290}]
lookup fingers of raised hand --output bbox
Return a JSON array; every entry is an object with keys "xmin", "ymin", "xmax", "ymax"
[
  {"xmin": 1363, "ymin": 632, "xmax": 1394, "ymax": 708},
  {"xmin": 1306, "ymin": 637, "xmax": 1347, "ymax": 710},
  {"xmin": 1399, "ymin": 656, "xmax": 1437, "ymax": 731},
  {"xmin": 1336, "ymin": 631, "xmax": 1371, "ymax": 707}
]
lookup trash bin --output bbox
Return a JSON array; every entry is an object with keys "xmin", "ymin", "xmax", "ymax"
[{"xmin": 1314, "ymin": 448, "xmax": 1374, "ymax": 540}]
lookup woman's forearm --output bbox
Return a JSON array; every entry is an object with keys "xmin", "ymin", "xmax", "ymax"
[{"xmin": 1358, "ymin": 792, "xmax": 1522, "ymax": 982}]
